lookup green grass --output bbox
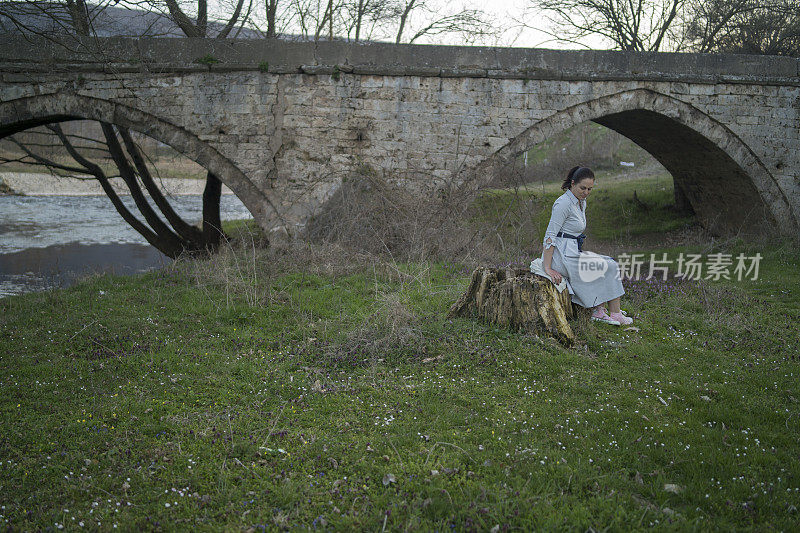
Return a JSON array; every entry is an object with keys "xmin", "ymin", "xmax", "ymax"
[
  {"xmin": 585, "ymin": 173, "xmax": 696, "ymax": 239},
  {"xmin": 222, "ymin": 218, "xmax": 262, "ymax": 240},
  {"xmin": 1, "ymin": 176, "xmax": 799, "ymax": 530}
]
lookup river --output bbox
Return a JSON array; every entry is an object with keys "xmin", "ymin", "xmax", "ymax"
[{"xmin": 0, "ymin": 194, "xmax": 253, "ymax": 297}]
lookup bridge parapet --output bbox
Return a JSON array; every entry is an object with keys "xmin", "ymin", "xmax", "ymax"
[{"xmin": 2, "ymin": 36, "xmax": 798, "ymax": 84}]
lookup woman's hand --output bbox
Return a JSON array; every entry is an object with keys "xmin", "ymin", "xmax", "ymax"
[{"xmin": 546, "ymin": 267, "xmax": 563, "ymax": 284}]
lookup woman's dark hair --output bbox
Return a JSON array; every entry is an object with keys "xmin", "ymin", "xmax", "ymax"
[{"xmin": 561, "ymin": 166, "xmax": 595, "ymax": 190}]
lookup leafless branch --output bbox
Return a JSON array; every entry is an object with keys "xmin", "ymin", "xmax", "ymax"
[{"xmin": 529, "ymin": 0, "xmax": 686, "ymax": 51}]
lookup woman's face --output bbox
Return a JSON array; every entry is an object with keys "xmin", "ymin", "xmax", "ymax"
[{"xmin": 570, "ymin": 177, "xmax": 594, "ymax": 201}]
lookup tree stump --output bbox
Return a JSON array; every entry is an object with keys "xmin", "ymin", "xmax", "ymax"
[{"xmin": 448, "ymin": 266, "xmax": 578, "ymax": 346}]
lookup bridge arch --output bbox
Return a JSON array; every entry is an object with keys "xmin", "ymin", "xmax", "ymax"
[
  {"xmin": 473, "ymin": 89, "xmax": 796, "ymax": 236},
  {"xmin": 0, "ymin": 92, "xmax": 281, "ymax": 228}
]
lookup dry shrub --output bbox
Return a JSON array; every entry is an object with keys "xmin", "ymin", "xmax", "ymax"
[
  {"xmin": 305, "ymin": 167, "xmax": 502, "ymax": 264},
  {"xmin": 314, "ymin": 290, "xmax": 428, "ymax": 367},
  {"xmin": 174, "ymin": 240, "xmax": 269, "ymax": 308}
]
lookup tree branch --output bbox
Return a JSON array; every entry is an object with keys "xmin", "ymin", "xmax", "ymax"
[
  {"xmin": 118, "ymin": 126, "xmax": 203, "ymax": 244},
  {"xmin": 46, "ymin": 123, "xmax": 166, "ymax": 248},
  {"xmin": 99, "ymin": 122, "xmax": 184, "ymax": 254},
  {"xmin": 5, "ymin": 136, "xmax": 91, "ymax": 175},
  {"xmin": 216, "ymin": 0, "xmax": 248, "ymax": 38}
]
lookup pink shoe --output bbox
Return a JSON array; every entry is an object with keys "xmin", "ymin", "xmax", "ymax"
[
  {"xmin": 591, "ymin": 306, "xmax": 620, "ymax": 325},
  {"xmin": 601, "ymin": 305, "xmax": 627, "ymax": 317},
  {"xmin": 608, "ymin": 311, "xmax": 633, "ymax": 325}
]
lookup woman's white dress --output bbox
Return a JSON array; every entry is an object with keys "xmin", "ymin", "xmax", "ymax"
[{"xmin": 541, "ymin": 189, "xmax": 625, "ymax": 308}]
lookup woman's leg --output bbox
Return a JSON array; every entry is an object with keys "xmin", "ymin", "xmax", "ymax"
[{"xmin": 607, "ymin": 297, "xmax": 632, "ymax": 324}]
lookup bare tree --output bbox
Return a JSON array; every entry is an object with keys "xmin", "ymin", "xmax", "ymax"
[
  {"xmin": 312, "ymin": 0, "xmax": 340, "ymax": 40},
  {"xmin": 277, "ymin": 0, "xmax": 336, "ymax": 40},
  {"xmin": 0, "ymin": 0, "xmax": 112, "ymax": 40},
  {"xmin": 273, "ymin": 0, "xmax": 495, "ymax": 44},
  {"xmin": 684, "ymin": 0, "xmax": 800, "ymax": 56},
  {"xmin": 162, "ymin": 0, "xmax": 209, "ymax": 37},
  {"xmin": 681, "ymin": 0, "xmax": 755, "ymax": 52},
  {"xmin": 0, "ymin": 0, "xmax": 253, "ymax": 255},
  {"xmin": 339, "ymin": 0, "xmax": 395, "ymax": 41},
  {"xmin": 1, "ymin": 123, "xmax": 224, "ymax": 256},
  {"xmin": 349, "ymin": 0, "xmax": 372, "ymax": 41},
  {"xmin": 0, "ymin": 0, "xmax": 256, "ymax": 38},
  {"xmin": 393, "ymin": 0, "xmax": 494, "ymax": 44},
  {"xmin": 282, "ymin": 0, "xmax": 311, "ymax": 37},
  {"xmin": 144, "ymin": 0, "xmax": 253, "ymax": 38},
  {"xmin": 528, "ymin": 0, "xmax": 686, "ymax": 51},
  {"xmin": 265, "ymin": 0, "xmax": 279, "ymax": 36}
]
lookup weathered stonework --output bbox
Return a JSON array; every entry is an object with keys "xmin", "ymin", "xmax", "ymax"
[{"xmin": 1, "ymin": 36, "xmax": 798, "ymax": 237}]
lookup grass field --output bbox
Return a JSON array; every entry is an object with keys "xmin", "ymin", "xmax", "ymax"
[{"xmin": 1, "ymin": 173, "xmax": 798, "ymax": 531}]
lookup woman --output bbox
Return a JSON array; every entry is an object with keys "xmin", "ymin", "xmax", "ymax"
[{"xmin": 541, "ymin": 166, "xmax": 632, "ymax": 326}]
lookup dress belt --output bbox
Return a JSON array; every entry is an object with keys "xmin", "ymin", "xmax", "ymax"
[{"xmin": 556, "ymin": 232, "xmax": 586, "ymax": 252}]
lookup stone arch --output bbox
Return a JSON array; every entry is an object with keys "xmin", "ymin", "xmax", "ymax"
[
  {"xmin": 471, "ymin": 88, "xmax": 796, "ymax": 236},
  {"xmin": 0, "ymin": 92, "xmax": 282, "ymax": 228}
]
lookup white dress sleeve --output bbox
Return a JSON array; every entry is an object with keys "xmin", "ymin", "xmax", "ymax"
[{"xmin": 543, "ymin": 198, "xmax": 569, "ymax": 250}]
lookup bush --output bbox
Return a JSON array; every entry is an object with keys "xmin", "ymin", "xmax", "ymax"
[{"xmin": 305, "ymin": 166, "xmax": 502, "ymax": 264}]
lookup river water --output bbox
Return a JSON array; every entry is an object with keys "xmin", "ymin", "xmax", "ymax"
[{"xmin": 0, "ymin": 194, "xmax": 253, "ymax": 297}]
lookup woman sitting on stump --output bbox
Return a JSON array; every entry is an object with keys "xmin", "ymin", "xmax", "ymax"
[{"xmin": 541, "ymin": 166, "xmax": 632, "ymax": 326}]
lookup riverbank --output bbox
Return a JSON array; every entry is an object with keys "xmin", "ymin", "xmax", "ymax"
[
  {"xmin": 0, "ymin": 194, "xmax": 254, "ymax": 297},
  {"xmin": 0, "ymin": 172, "xmax": 235, "ymax": 196}
]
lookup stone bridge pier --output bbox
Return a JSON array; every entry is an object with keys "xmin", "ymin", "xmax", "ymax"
[{"xmin": 1, "ymin": 37, "xmax": 798, "ymax": 239}]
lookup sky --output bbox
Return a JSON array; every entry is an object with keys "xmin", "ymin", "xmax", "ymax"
[
  {"xmin": 460, "ymin": 0, "xmax": 608, "ymax": 49},
  {"xmin": 206, "ymin": 0, "xmax": 609, "ymax": 50},
  {"xmin": 467, "ymin": 0, "xmax": 561, "ymax": 48}
]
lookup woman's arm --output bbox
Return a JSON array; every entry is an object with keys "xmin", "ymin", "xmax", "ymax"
[
  {"xmin": 542, "ymin": 198, "xmax": 568, "ymax": 284},
  {"xmin": 542, "ymin": 245, "xmax": 562, "ymax": 284}
]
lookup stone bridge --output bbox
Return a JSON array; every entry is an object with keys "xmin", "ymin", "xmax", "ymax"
[{"xmin": 1, "ymin": 36, "xmax": 798, "ymax": 238}]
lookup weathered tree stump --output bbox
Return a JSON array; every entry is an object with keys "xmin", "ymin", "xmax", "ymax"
[{"xmin": 448, "ymin": 267, "xmax": 578, "ymax": 346}]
